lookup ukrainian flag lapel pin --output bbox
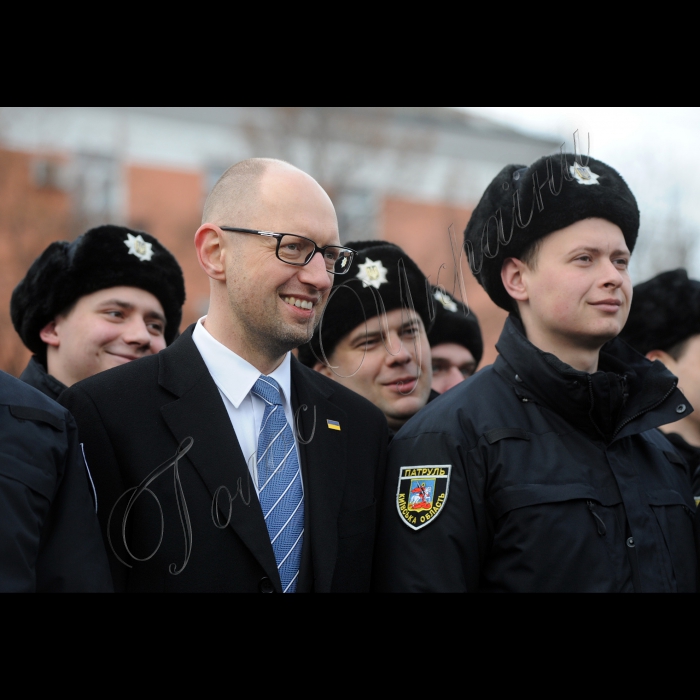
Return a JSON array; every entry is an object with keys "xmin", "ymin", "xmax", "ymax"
[{"xmin": 327, "ymin": 419, "xmax": 341, "ymax": 431}]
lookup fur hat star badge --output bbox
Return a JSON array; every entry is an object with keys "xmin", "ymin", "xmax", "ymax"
[
  {"xmin": 124, "ymin": 233, "xmax": 154, "ymax": 261},
  {"xmin": 356, "ymin": 257, "xmax": 388, "ymax": 289},
  {"xmin": 570, "ymin": 162, "xmax": 600, "ymax": 185},
  {"xmin": 434, "ymin": 288, "xmax": 458, "ymax": 312}
]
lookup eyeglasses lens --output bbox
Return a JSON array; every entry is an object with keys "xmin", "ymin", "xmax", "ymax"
[
  {"xmin": 333, "ymin": 250, "xmax": 353, "ymax": 274},
  {"xmin": 278, "ymin": 235, "xmax": 314, "ymax": 264},
  {"xmin": 278, "ymin": 235, "xmax": 353, "ymax": 274}
]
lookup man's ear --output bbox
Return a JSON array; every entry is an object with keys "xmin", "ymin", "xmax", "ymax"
[
  {"xmin": 501, "ymin": 257, "xmax": 529, "ymax": 303},
  {"xmin": 646, "ymin": 348, "xmax": 675, "ymax": 370},
  {"xmin": 39, "ymin": 320, "xmax": 60, "ymax": 347},
  {"xmin": 313, "ymin": 360, "xmax": 334, "ymax": 379},
  {"xmin": 195, "ymin": 224, "xmax": 226, "ymax": 281}
]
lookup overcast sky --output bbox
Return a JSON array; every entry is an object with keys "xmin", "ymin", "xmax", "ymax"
[{"xmin": 461, "ymin": 107, "xmax": 700, "ymax": 281}]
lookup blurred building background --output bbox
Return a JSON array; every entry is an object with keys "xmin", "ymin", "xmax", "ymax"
[{"xmin": 0, "ymin": 106, "xmax": 560, "ymax": 375}]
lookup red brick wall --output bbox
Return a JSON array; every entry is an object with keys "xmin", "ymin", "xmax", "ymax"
[
  {"xmin": 126, "ymin": 165, "xmax": 209, "ymax": 332},
  {"xmin": 0, "ymin": 149, "xmax": 73, "ymax": 376}
]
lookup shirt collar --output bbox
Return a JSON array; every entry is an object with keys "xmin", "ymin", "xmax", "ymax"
[{"xmin": 192, "ymin": 317, "xmax": 293, "ymax": 409}]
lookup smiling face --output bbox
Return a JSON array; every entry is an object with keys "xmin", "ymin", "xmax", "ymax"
[
  {"xmin": 316, "ymin": 308, "xmax": 432, "ymax": 430},
  {"xmin": 206, "ymin": 165, "xmax": 339, "ymax": 366},
  {"xmin": 40, "ymin": 285, "xmax": 167, "ymax": 387},
  {"xmin": 506, "ymin": 218, "xmax": 632, "ymax": 367}
]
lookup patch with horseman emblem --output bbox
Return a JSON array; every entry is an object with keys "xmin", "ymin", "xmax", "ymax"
[{"xmin": 396, "ymin": 465, "xmax": 451, "ymax": 530}]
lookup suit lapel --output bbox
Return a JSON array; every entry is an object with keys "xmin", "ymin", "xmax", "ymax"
[
  {"xmin": 292, "ymin": 359, "xmax": 347, "ymax": 592},
  {"xmin": 158, "ymin": 328, "xmax": 281, "ymax": 589}
]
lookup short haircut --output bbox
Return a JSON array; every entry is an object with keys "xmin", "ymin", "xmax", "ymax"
[
  {"xmin": 202, "ymin": 158, "xmax": 292, "ymax": 225},
  {"xmin": 518, "ymin": 237, "xmax": 543, "ymax": 270},
  {"xmin": 503, "ymin": 237, "xmax": 544, "ymax": 316}
]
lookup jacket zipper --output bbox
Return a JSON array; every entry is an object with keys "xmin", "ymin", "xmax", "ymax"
[
  {"xmin": 585, "ymin": 377, "xmax": 606, "ymax": 441},
  {"xmin": 611, "ymin": 380, "xmax": 677, "ymax": 440},
  {"xmin": 587, "ymin": 501, "xmax": 607, "ymax": 535}
]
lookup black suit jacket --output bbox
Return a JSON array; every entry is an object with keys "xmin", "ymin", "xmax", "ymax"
[{"xmin": 60, "ymin": 326, "xmax": 388, "ymax": 592}]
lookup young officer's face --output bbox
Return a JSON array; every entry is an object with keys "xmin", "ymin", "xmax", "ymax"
[
  {"xmin": 316, "ymin": 308, "xmax": 432, "ymax": 431},
  {"xmin": 431, "ymin": 342, "xmax": 477, "ymax": 394},
  {"xmin": 41, "ymin": 286, "xmax": 167, "ymax": 387},
  {"xmin": 516, "ymin": 218, "xmax": 632, "ymax": 353}
]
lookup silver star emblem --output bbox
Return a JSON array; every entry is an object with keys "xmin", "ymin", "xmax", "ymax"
[
  {"xmin": 124, "ymin": 233, "xmax": 154, "ymax": 262},
  {"xmin": 570, "ymin": 163, "xmax": 600, "ymax": 186},
  {"xmin": 356, "ymin": 257, "xmax": 388, "ymax": 289},
  {"xmin": 434, "ymin": 289, "xmax": 458, "ymax": 312}
]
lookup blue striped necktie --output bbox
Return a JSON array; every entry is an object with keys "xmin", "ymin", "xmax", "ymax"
[{"xmin": 251, "ymin": 376, "xmax": 304, "ymax": 593}]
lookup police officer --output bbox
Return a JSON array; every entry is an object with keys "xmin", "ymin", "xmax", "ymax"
[
  {"xmin": 374, "ymin": 153, "xmax": 698, "ymax": 592},
  {"xmin": 0, "ymin": 369, "xmax": 112, "ymax": 591},
  {"xmin": 428, "ymin": 286, "xmax": 483, "ymax": 394},
  {"xmin": 619, "ymin": 269, "xmax": 700, "ymax": 500},
  {"xmin": 298, "ymin": 241, "xmax": 435, "ymax": 436},
  {"xmin": 11, "ymin": 225, "xmax": 185, "ymax": 400}
]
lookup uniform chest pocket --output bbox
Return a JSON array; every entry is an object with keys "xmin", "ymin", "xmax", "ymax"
[
  {"xmin": 489, "ymin": 483, "xmax": 621, "ymax": 520},
  {"xmin": 0, "ymin": 451, "xmax": 56, "ymax": 501},
  {"xmin": 484, "ymin": 483, "xmax": 631, "ymax": 592},
  {"xmin": 661, "ymin": 448, "xmax": 694, "ymax": 484},
  {"xmin": 645, "ymin": 488, "xmax": 697, "ymax": 592},
  {"xmin": 488, "ymin": 483, "xmax": 626, "ymax": 551}
]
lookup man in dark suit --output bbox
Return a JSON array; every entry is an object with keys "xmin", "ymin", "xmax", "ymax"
[{"xmin": 60, "ymin": 158, "xmax": 388, "ymax": 592}]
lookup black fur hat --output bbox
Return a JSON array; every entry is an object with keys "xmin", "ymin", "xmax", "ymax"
[
  {"xmin": 427, "ymin": 286, "xmax": 483, "ymax": 365},
  {"xmin": 464, "ymin": 153, "xmax": 640, "ymax": 312},
  {"xmin": 619, "ymin": 269, "xmax": 700, "ymax": 355},
  {"xmin": 11, "ymin": 225, "xmax": 186, "ymax": 359},
  {"xmin": 297, "ymin": 240, "xmax": 431, "ymax": 367}
]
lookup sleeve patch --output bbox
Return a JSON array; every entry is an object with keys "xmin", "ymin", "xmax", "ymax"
[{"xmin": 396, "ymin": 465, "xmax": 451, "ymax": 530}]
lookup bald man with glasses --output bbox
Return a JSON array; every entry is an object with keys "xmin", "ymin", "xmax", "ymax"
[{"xmin": 61, "ymin": 158, "xmax": 388, "ymax": 593}]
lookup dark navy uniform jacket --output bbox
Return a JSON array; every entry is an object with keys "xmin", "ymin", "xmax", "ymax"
[
  {"xmin": 0, "ymin": 370, "xmax": 112, "ymax": 591},
  {"xmin": 664, "ymin": 432, "xmax": 700, "ymax": 502},
  {"xmin": 374, "ymin": 317, "xmax": 699, "ymax": 592},
  {"xmin": 19, "ymin": 356, "xmax": 66, "ymax": 402}
]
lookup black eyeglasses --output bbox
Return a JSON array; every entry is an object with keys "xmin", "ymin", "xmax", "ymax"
[{"xmin": 219, "ymin": 226, "xmax": 356, "ymax": 275}]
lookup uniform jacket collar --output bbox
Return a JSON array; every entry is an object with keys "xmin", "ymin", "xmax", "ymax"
[
  {"xmin": 494, "ymin": 315, "xmax": 690, "ymax": 442},
  {"xmin": 19, "ymin": 356, "xmax": 67, "ymax": 402}
]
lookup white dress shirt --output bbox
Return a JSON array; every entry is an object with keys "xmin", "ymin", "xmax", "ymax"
[{"xmin": 192, "ymin": 317, "xmax": 300, "ymax": 494}]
